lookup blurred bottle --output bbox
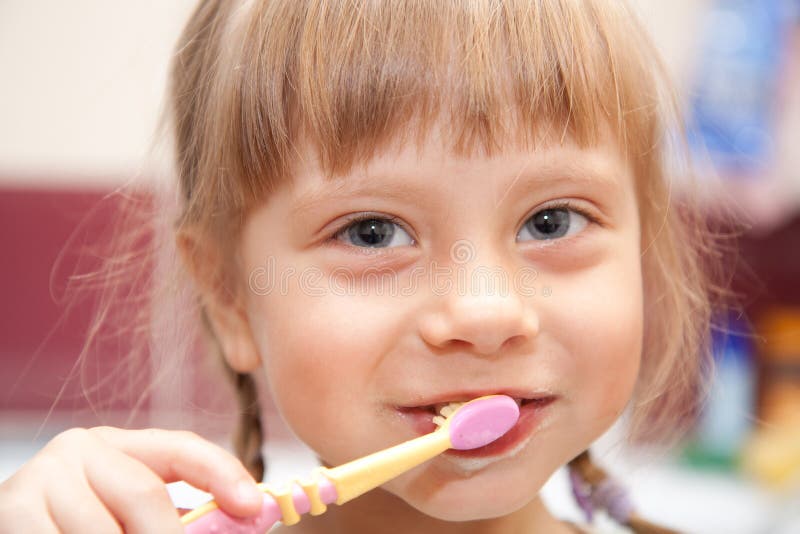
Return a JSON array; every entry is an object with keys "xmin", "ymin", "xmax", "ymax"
[
  {"xmin": 687, "ymin": 0, "xmax": 798, "ymax": 177},
  {"xmin": 684, "ymin": 313, "xmax": 756, "ymax": 469},
  {"xmin": 742, "ymin": 307, "xmax": 800, "ymax": 489}
]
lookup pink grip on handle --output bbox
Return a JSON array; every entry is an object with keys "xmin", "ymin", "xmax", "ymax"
[
  {"xmin": 183, "ymin": 478, "xmax": 338, "ymax": 534},
  {"xmin": 183, "ymin": 498, "xmax": 281, "ymax": 534}
]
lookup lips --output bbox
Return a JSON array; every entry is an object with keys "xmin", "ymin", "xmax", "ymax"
[
  {"xmin": 418, "ymin": 396, "xmax": 534, "ymax": 416},
  {"xmin": 395, "ymin": 391, "xmax": 556, "ymax": 457},
  {"xmin": 398, "ymin": 391, "xmax": 552, "ymax": 414}
]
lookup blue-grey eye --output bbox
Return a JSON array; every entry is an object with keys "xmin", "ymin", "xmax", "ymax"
[
  {"xmin": 517, "ymin": 207, "xmax": 588, "ymax": 241},
  {"xmin": 338, "ymin": 217, "xmax": 414, "ymax": 248}
]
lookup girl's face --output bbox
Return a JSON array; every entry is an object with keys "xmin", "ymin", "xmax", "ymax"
[{"xmin": 237, "ymin": 127, "xmax": 643, "ymax": 520}]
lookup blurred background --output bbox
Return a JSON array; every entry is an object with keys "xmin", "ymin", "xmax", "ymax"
[{"xmin": 1, "ymin": 1, "xmax": 799, "ymax": 532}]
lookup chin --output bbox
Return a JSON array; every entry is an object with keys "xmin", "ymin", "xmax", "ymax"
[
  {"xmin": 407, "ymin": 490, "xmax": 533, "ymax": 522},
  {"xmin": 388, "ymin": 468, "xmax": 542, "ymax": 522}
]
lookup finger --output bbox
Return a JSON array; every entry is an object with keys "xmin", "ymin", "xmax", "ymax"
[
  {"xmin": 89, "ymin": 427, "xmax": 263, "ymax": 518},
  {"xmin": 0, "ymin": 483, "xmax": 60, "ymax": 534},
  {"xmin": 78, "ymin": 440, "xmax": 184, "ymax": 534},
  {"xmin": 43, "ymin": 460, "xmax": 123, "ymax": 534},
  {"xmin": 4, "ymin": 511, "xmax": 61, "ymax": 534}
]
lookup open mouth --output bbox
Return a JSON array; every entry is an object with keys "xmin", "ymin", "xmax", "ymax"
[
  {"xmin": 414, "ymin": 397, "xmax": 547, "ymax": 416},
  {"xmin": 402, "ymin": 396, "xmax": 552, "ymax": 419},
  {"xmin": 396, "ymin": 394, "xmax": 557, "ymax": 458}
]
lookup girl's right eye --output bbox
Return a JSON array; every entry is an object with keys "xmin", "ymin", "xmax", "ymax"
[{"xmin": 332, "ymin": 215, "xmax": 415, "ymax": 249}]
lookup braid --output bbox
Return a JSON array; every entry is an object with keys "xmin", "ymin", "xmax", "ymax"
[
  {"xmin": 568, "ymin": 450, "xmax": 680, "ymax": 534},
  {"xmin": 223, "ymin": 365, "xmax": 266, "ymax": 482},
  {"xmin": 199, "ymin": 307, "xmax": 266, "ymax": 481}
]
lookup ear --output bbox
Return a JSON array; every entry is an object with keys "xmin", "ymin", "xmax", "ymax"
[{"xmin": 176, "ymin": 228, "xmax": 262, "ymax": 373}]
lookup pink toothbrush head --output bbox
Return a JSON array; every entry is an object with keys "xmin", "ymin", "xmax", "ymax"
[{"xmin": 441, "ymin": 394, "xmax": 520, "ymax": 450}]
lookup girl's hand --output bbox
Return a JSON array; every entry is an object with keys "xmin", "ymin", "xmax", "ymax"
[{"xmin": 0, "ymin": 427, "xmax": 264, "ymax": 533}]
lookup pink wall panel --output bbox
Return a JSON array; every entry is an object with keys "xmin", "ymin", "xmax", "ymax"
[{"xmin": 0, "ymin": 186, "xmax": 150, "ymax": 413}]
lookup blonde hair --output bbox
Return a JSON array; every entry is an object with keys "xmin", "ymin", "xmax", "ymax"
[{"xmin": 69, "ymin": 0, "xmax": 732, "ymax": 484}]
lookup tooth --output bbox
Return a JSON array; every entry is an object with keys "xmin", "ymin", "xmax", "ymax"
[
  {"xmin": 432, "ymin": 415, "xmax": 446, "ymax": 427},
  {"xmin": 439, "ymin": 405, "xmax": 455, "ymax": 417}
]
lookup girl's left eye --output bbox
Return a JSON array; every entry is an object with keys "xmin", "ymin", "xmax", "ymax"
[
  {"xmin": 333, "ymin": 215, "xmax": 414, "ymax": 249},
  {"xmin": 517, "ymin": 203, "xmax": 591, "ymax": 242}
]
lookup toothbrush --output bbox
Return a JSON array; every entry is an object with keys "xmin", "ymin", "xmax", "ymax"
[{"xmin": 180, "ymin": 394, "xmax": 520, "ymax": 533}]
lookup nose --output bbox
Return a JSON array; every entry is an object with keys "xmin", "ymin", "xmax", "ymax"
[{"xmin": 417, "ymin": 263, "xmax": 540, "ymax": 356}]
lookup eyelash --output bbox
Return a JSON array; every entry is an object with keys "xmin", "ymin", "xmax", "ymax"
[
  {"xmin": 326, "ymin": 200, "xmax": 600, "ymax": 249},
  {"xmin": 327, "ymin": 213, "xmax": 413, "ymax": 251},
  {"xmin": 524, "ymin": 200, "xmax": 600, "ymax": 227}
]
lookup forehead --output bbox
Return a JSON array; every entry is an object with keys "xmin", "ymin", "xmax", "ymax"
[{"xmin": 286, "ymin": 123, "xmax": 630, "ymax": 215}]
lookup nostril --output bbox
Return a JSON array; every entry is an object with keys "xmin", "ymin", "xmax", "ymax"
[{"xmin": 501, "ymin": 335, "xmax": 520, "ymax": 351}]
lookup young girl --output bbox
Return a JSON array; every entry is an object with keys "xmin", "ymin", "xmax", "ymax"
[{"xmin": 0, "ymin": 1, "xmax": 729, "ymax": 532}]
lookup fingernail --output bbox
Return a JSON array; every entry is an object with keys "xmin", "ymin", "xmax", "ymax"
[{"xmin": 236, "ymin": 480, "xmax": 263, "ymax": 508}]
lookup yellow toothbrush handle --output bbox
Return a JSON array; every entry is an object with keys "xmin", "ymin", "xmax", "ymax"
[
  {"xmin": 321, "ymin": 426, "xmax": 452, "ymax": 504},
  {"xmin": 182, "ymin": 395, "xmax": 520, "ymax": 532}
]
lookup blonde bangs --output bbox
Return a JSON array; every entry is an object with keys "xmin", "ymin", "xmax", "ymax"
[{"xmin": 205, "ymin": 0, "xmax": 662, "ymax": 199}]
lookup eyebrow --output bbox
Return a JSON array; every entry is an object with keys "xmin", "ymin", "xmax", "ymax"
[
  {"xmin": 290, "ymin": 179, "xmax": 430, "ymax": 218},
  {"xmin": 495, "ymin": 159, "xmax": 624, "ymax": 207},
  {"xmin": 290, "ymin": 159, "xmax": 624, "ymax": 218}
]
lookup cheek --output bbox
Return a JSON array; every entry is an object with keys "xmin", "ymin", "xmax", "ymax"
[
  {"xmin": 250, "ymin": 287, "xmax": 402, "ymax": 463},
  {"xmin": 546, "ymin": 255, "xmax": 643, "ymax": 432}
]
